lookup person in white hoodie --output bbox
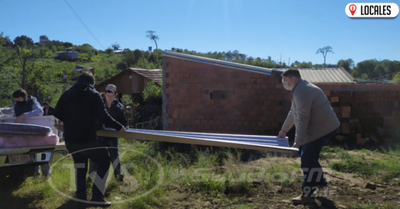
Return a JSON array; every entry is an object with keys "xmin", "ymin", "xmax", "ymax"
[{"xmin": 277, "ymin": 68, "xmax": 340, "ymax": 204}]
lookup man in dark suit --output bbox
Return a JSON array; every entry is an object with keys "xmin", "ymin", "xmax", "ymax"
[{"xmin": 43, "ymin": 102, "xmax": 55, "ymax": 116}]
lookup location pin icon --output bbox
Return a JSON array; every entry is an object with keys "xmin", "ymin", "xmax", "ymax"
[{"xmin": 349, "ymin": 4, "xmax": 357, "ymax": 16}]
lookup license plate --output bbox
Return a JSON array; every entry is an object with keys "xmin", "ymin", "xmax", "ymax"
[{"xmin": 8, "ymin": 154, "xmax": 30, "ymax": 164}]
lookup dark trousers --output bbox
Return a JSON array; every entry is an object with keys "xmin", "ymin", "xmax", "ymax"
[
  {"xmin": 299, "ymin": 130, "xmax": 336, "ymax": 196},
  {"xmin": 66, "ymin": 141, "xmax": 110, "ymax": 200},
  {"xmin": 89, "ymin": 137, "xmax": 123, "ymax": 178}
]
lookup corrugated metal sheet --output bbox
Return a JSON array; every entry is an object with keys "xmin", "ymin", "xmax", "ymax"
[
  {"xmin": 97, "ymin": 128, "xmax": 297, "ymax": 153},
  {"xmin": 163, "ymin": 51, "xmax": 272, "ymax": 75},
  {"xmin": 274, "ymin": 68, "xmax": 355, "ymax": 84},
  {"xmin": 130, "ymin": 68, "xmax": 162, "ymax": 85}
]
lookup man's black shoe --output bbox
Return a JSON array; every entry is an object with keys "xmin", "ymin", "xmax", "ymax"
[{"xmin": 115, "ymin": 174, "xmax": 125, "ymax": 182}]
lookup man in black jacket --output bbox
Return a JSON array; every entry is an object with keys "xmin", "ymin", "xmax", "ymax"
[{"xmin": 54, "ymin": 72, "xmax": 126, "ymax": 208}]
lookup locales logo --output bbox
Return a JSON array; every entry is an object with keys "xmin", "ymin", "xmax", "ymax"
[{"xmin": 345, "ymin": 3, "xmax": 399, "ymax": 18}]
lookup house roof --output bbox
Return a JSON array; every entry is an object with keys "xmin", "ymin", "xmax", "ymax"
[
  {"xmin": 163, "ymin": 51, "xmax": 273, "ymax": 75},
  {"xmin": 163, "ymin": 51, "xmax": 355, "ymax": 84},
  {"xmin": 94, "ymin": 68, "xmax": 162, "ymax": 92},
  {"xmin": 129, "ymin": 68, "xmax": 162, "ymax": 85},
  {"xmin": 274, "ymin": 68, "xmax": 355, "ymax": 84}
]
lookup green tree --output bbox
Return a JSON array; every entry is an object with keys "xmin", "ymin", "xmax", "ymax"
[
  {"xmin": 105, "ymin": 47, "xmax": 114, "ymax": 57},
  {"xmin": 337, "ymin": 58, "xmax": 354, "ymax": 73},
  {"xmin": 357, "ymin": 59, "xmax": 379, "ymax": 79},
  {"xmin": 296, "ymin": 62, "xmax": 313, "ymax": 68},
  {"xmin": 63, "ymin": 42, "xmax": 73, "ymax": 48},
  {"xmin": 76, "ymin": 43, "xmax": 93, "ymax": 53},
  {"xmin": 142, "ymin": 80, "xmax": 162, "ymax": 102},
  {"xmin": 146, "ymin": 30, "xmax": 159, "ymax": 50},
  {"xmin": 0, "ymin": 33, "xmax": 15, "ymax": 106},
  {"xmin": 13, "ymin": 35, "xmax": 34, "ymax": 48},
  {"xmin": 1, "ymin": 35, "xmax": 13, "ymax": 49},
  {"xmin": 316, "ymin": 46, "xmax": 334, "ymax": 67},
  {"xmin": 391, "ymin": 71, "xmax": 400, "ymax": 83},
  {"xmin": 122, "ymin": 50, "xmax": 136, "ymax": 66},
  {"xmin": 111, "ymin": 43, "xmax": 120, "ymax": 50},
  {"xmin": 10, "ymin": 46, "xmax": 37, "ymax": 90}
]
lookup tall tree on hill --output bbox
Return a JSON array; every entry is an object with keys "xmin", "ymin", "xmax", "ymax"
[
  {"xmin": 111, "ymin": 43, "xmax": 120, "ymax": 50},
  {"xmin": 316, "ymin": 46, "xmax": 334, "ymax": 68},
  {"xmin": 146, "ymin": 31, "xmax": 159, "ymax": 50}
]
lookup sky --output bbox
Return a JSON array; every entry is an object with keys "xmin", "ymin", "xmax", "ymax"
[{"xmin": 0, "ymin": 0, "xmax": 399, "ymax": 66}]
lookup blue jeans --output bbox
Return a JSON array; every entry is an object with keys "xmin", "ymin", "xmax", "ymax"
[
  {"xmin": 299, "ymin": 130, "xmax": 336, "ymax": 196},
  {"xmin": 66, "ymin": 141, "xmax": 110, "ymax": 201},
  {"xmin": 89, "ymin": 137, "xmax": 123, "ymax": 178}
]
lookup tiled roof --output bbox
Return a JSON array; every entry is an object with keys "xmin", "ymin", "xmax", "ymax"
[
  {"xmin": 274, "ymin": 68, "xmax": 355, "ymax": 84},
  {"xmin": 129, "ymin": 68, "xmax": 162, "ymax": 85}
]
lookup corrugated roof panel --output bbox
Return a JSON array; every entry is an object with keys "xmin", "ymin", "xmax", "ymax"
[
  {"xmin": 162, "ymin": 51, "xmax": 354, "ymax": 84},
  {"xmin": 276, "ymin": 68, "xmax": 354, "ymax": 84},
  {"xmin": 163, "ymin": 51, "xmax": 272, "ymax": 76}
]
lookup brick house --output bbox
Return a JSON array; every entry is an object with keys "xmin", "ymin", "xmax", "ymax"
[
  {"xmin": 162, "ymin": 51, "xmax": 400, "ymax": 143},
  {"xmin": 161, "ymin": 51, "xmax": 356, "ymax": 136}
]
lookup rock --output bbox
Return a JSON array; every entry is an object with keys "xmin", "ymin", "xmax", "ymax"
[
  {"xmin": 212, "ymin": 199, "xmax": 221, "ymax": 204},
  {"xmin": 364, "ymin": 182, "xmax": 377, "ymax": 190},
  {"xmin": 203, "ymin": 201, "xmax": 212, "ymax": 207},
  {"xmin": 252, "ymin": 179, "xmax": 263, "ymax": 186},
  {"xmin": 268, "ymin": 185, "xmax": 282, "ymax": 194}
]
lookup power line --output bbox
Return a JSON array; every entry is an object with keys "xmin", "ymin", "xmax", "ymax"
[{"xmin": 63, "ymin": 0, "xmax": 105, "ymax": 50}]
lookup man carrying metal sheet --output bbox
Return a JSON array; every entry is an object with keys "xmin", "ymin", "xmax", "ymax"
[
  {"xmin": 277, "ymin": 68, "xmax": 340, "ymax": 205},
  {"xmin": 54, "ymin": 72, "xmax": 126, "ymax": 208}
]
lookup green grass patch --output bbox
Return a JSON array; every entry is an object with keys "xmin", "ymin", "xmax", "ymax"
[
  {"xmin": 320, "ymin": 146, "xmax": 345, "ymax": 159},
  {"xmin": 329, "ymin": 149, "xmax": 400, "ymax": 181},
  {"xmin": 348, "ymin": 203, "xmax": 396, "ymax": 209}
]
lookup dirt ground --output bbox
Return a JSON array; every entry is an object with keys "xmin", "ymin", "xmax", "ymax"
[{"xmin": 162, "ymin": 151, "xmax": 400, "ymax": 209}]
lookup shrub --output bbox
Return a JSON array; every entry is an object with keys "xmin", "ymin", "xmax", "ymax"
[{"xmin": 142, "ymin": 81, "xmax": 162, "ymax": 103}]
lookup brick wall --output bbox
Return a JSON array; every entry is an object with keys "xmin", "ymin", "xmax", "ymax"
[
  {"xmin": 162, "ymin": 56, "xmax": 291, "ymax": 135},
  {"xmin": 317, "ymin": 84, "xmax": 400, "ymax": 138},
  {"xmin": 162, "ymin": 56, "xmax": 400, "ymax": 138}
]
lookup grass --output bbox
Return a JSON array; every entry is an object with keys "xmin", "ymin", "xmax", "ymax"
[
  {"xmin": 319, "ymin": 144, "xmax": 400, "ymax": 182},
  {"xmin": 3, "ymin": 141, "xmax": 400, "ymax": 208},
  {"xmin": 348, "ymin": 203, "xmax": 396, "ymax": 209}
]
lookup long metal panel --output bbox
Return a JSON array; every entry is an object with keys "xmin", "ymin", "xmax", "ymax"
[{"xmin": 97, "ymin": 128, "xmax": 298, "ymax": 154}]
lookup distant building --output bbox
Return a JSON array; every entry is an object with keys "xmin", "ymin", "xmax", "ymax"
[
  {"xmin": 114, "ymin": 50, "xmax": 124, "ymax": 54},
  {"xmin": 40, "ymin": 35, "xmax": 49, "ymax": 43},
  {"xmin": 55, "ymin": 51, "xmax": 78, "ymax": 61}
]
